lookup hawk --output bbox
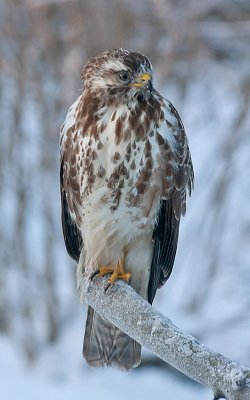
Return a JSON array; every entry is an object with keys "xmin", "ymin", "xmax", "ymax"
[{"xmin": 60, "ymin": 48, "xmax": 194, "ymax": 371}]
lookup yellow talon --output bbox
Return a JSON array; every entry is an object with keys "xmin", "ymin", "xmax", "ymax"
[
  {"xmin": 98, "ymin": 265, "xmax": 115, "ymax": 277},
  {"xmin": 108, "ymin": 271, "xmax": 131, "ymax": 285},
  {"xmin": 95, "ymin": 253, "xmax": 131, "ymax": 288}
]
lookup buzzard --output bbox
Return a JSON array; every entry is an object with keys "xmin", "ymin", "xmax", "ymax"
[{"xmin": 60, "ymin": 48, "xmax": 194, "ymax": 370}]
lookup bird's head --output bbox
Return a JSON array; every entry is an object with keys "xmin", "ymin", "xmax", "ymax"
[{"xmin": 81, "ymin": 49, "xmax": 153, "ymax": 102}]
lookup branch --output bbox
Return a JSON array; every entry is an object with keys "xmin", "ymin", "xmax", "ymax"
[{"xmin": 85, "ymin": 277, "xmax": 250, "ymax": 400}]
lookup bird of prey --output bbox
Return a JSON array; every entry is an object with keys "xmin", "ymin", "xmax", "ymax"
[{"xmin": 60, "ymin": 48, "xmax": 194, "ymax": 371}]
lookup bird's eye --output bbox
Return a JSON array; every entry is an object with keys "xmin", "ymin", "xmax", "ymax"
[{"xmin": 118, "ymin": 70, "xmax": 131, "ymax": 83}]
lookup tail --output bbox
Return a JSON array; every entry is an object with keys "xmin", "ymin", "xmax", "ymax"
[{"xmin": 83, "ymin": 306, "xmax": 141, "ymax": 370}]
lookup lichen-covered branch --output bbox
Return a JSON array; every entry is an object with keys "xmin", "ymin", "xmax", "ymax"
[{"xmin": 85, "ymin": 277, "xmax": 250, "ymax": 400}]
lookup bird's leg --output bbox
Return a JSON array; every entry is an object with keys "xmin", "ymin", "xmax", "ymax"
[{"xmin": 91, "ymin": 251, "xmax": 131, "ymax": 291}]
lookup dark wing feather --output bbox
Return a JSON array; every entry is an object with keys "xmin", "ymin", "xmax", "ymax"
[
  {"xmin": 147, "ymin": 98, "xmax": 194, "ymax": 304},
  {"xmin": 60, "ymin": 161, "xmax": 83, "ymax": 262},
  {"xmin": 148, "ymin": 199, "xmax": 180, "ymax": 304}
]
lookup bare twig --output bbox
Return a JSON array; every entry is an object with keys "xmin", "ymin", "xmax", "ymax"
[{"xmin": 85, "ymin": 277, "xmax": 250, "ymax": 400}]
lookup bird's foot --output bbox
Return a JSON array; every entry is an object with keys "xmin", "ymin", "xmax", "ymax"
[{"xmin": 91, "ymin": 254, "xmax": 131, "ymax": 291}]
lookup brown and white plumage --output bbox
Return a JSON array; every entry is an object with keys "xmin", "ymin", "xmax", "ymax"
[{"xmin": 60, "ymin": 48, "xmax": 194, "ymax": 370}]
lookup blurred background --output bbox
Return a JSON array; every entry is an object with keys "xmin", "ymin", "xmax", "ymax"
[{"xmin": 0, "ymin": 0, "xmax": 250, "ymax": 399}]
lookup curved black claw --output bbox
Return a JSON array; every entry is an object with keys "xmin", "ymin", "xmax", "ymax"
[
  {"xmin": 104, "ymin": 282, "xmax": 111, "ymax": 293},
  {"xmin": 104, "ymin": 276, "xmax": 131, "ymax": 292},
  {"xmin": 90, "ymin": 269, "xmax": 100, "ymax": 280}
]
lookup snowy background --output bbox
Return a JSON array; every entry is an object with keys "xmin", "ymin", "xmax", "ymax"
[{"xmin": 0, "ymin": 0, "xmax": 250, "ymax": 399}]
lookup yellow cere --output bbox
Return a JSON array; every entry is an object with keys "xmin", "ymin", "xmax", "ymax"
[{"xmin": 129, "ymin": 72, "xmax": 152, "ymax": 87}]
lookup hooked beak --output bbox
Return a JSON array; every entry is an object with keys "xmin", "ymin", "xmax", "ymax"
[{"xmin": 129, "ymin": 72, "xmax": 152, "ymax": 91}]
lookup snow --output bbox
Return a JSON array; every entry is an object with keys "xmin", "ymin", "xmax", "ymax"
[{"xmin": 0, "ymin": 317, "xmax": 210, "ymax": 400}]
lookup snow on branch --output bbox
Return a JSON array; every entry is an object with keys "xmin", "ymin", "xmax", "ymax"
[{"xmin": 85, "ymin": 277, "xmax": 250, "ymax": 400}]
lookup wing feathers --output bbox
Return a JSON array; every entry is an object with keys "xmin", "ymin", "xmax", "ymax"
[
  {"xmin": 148, "ymin": 199, "xmax": 180, "ymax": 304},
  {"xmin": 60, "ymin": 161, "xmax": 83, "ymax": 262},
  {"xmin": 148, "ymin": 98, "xmax": 193, "ymax": 304}
]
